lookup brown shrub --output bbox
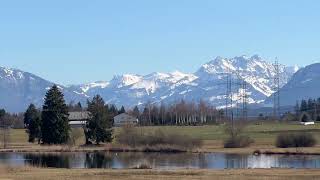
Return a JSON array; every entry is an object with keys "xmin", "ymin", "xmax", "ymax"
[
  {"xmin": 276, "ymin": 132, "xmax": 316, "ymax": 148},
  {"xmin": 223, "ymin": 120, "xmax": 254, "ymax": 148},
  {"xmin": 117, "ymin": 126, "xmax": 202, "ymax": 151}
]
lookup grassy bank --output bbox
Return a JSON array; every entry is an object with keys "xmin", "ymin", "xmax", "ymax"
[
  {"xmin": 1, "ymin": 167, "xmax": 320, "ymax": 180},
  {"xmin": 3, "ymin": 121, "xmax": 320, "ymax": 154}
]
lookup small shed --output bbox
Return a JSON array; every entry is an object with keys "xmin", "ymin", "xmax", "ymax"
[
  {"xmin": 114, "ymin": 113, "xmax": 138, "ymax": 127},
  {"xmin": 68, "ymin": 111, "xmax": 90, "ymax": 128}
]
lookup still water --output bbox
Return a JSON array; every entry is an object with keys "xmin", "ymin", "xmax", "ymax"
[{"xmin": 0, "ymin": 152, "xmax": 319, "ymax": 169}]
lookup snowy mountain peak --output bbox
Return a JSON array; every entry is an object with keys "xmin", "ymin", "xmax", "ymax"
[
  {"xmin": 197, "ymin": 55, "xmax": 261, "ymax": 75},
  {"xmin": 78, "ymin": 81, "xmax": 110, "ymax": 93},
  {"xmin": 0, "ymin": 66, "xmax": 25, "ymax": 80},
  {"xmin": 110, "ymin": 74, "xmax": 142, "ymax": 88},
  {"xmin": 143, "ymin": 71, "xmax": 197, "ymax": 84},
  {"xmin": 0, "ymin": 55, "xmax": 302, "ymax": 112}
]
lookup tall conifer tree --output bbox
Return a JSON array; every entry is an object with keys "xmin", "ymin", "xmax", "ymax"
[
  {"xmin": 24, "ymin": 104, "xmax": 41, "ymax": 143},
  {"xmin": 41, "ymin": 85, "xmax": 70, "ymax": 144},
  {"xmin": 118, "ymin": 106, "xmax": 126, "ymax": 114},
  {"xmin": 85, "ymin": 95, "xmax": 113, "ymax": 145}
]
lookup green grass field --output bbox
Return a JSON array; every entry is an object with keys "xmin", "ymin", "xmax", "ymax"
[
  {"xmin": 1, "ymin": 122, "xmax": 320, "ymax": 180},
  {"xmin": 3, "ymin": 121, "xmax": 320, "ymax": 153}
]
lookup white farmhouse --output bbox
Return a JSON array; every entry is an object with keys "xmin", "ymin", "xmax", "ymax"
[
  {"xmin": 114, "ymin": 113, "xmax": 138, "ymax": 127},
  {"xmin": 68, "ymin": 111, "xmax": 90, "ymax": 128}
]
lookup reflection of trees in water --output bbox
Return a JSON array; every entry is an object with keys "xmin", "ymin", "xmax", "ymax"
[
  {"xmin": 225, "ymin": 154, "xmax": 248, "ymax": 169},
  {"xmin": 85, "ymin": 153, "xmax": 113, "ymax": 168},
  {"xmin": 24, "ymin": 153, "xmax": 70, "ymax": 168},
  {"xmin": 197, "ymin": 153, "xmax": 209, "ymax": 169},
  {"xmin": 277, "ymin": 155, "xmax": 320, "ymax": 169},
  {"xmin": 15, "ymin": 152, "xmax": 320, "ymax": 169},
  {"xmin": 22, "ymin": 152, "xmax": 206, "ymax": 169},
  {"xmin": 113, "ymin": 152, "xmax": 208, "ymax": 168}
]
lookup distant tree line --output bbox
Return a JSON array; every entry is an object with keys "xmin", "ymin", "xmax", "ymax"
[
  {"xmin": 294, "ymin": 97, "xmax": 320, "ymax": 121},
  {"xmin": 68, "ymin": 101, "xmax": 126, "ymax": 117},
  {"xmin": 0, "ymin": 109, "xmax": 24, "ymax": 129},
  {"xmin": 127, "ymin": 100, "xmax": 224, "ymax": 126}
]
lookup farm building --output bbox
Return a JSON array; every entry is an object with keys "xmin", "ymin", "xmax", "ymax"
[
  {"xmin": 68, "ymin": 111, "xmax": 90, "ymax": 128},
  {"xmin": 114, "ymin": 113, "xmax": 138, "ymax": 126}
]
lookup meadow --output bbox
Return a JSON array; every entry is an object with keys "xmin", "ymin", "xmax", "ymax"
[
  {"xmin": 4, "ymin": 121, "xmax": 320, "ymax": 154},
  {"xmin": 2, "ymin": 121, "xmax": 320, "ymax": 180}
]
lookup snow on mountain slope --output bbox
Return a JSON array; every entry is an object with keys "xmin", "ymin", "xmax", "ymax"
[
  {"xmin": 265, "ymin": 63, "xmax": 320, "ymax": 106},
  {"xmin": 0, "ymin": 66, "xmax": 87, "ymax": 112},
  {"xmin": 0, "ymin": 55, "xmax": 299, "ymax": 112},
  {"xmin": 72, "ymin": 55, "xmax": 297, "ymax": 108},
  {"xmin": 196, "ymin": 55, "xmax": 294, "ymax": 97}
]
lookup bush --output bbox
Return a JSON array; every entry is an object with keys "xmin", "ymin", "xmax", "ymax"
[
  {"xmin": 223, "ymin": 121, "xmax": 254, "ymax": 148},
  {"xmin": 117, "ymin": 126, "xmax": 202, "ymax": 151},
  {"xmin": 276, "ymin": 132, "xmax": 316, "ymax": 148},
  {"xmin": 224, "ymin": 135, "xmax": 254, "ymax": 148}
]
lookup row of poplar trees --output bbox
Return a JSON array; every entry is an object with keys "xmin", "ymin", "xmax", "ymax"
[{"xmin": 24, "ymin": 85, "xmax": 113, "ymax": 145}]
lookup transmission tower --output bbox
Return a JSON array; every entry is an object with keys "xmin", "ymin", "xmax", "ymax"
[
  {"xmin": 273, "ymin": 58, "xmax": 281, "ymax": 120},
  {"xmin": 241, "ymin": 79, "xmax": 248, "ymax": 121},
  {"xmin": 225, "ymin": 72, "xmax": 232, "ymax": 120},
  {"xmin": 234, "ymin": 70, "xmax": 248, "ymax": 121}
]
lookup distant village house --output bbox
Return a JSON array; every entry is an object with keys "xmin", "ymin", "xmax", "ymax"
[
  {"xmin": 68, "ymin": 111, "xmax": 90, "ymax": 128},
  {"xmin": 114, "ymin": 113, "xmax": 139, "ymax": 127}
]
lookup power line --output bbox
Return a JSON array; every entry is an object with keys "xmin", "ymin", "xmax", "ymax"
[
  {"xmin": 224, "ymin": 68, "xmax": 249, "ymax": 122},
  {"xmin": 273, "ymin": 58, "xmax": 281, "ymax": 120}
]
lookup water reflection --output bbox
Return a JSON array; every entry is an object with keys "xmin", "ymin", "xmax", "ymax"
[
  {"xmin": 85, "ymin": 153, "xmax": 113, "ymax": 168},
  {"xmin": 0, "ymin": 152, "xmax": 319, "ymax": 169},
  {"xmin": 25, "ymin": 153, "xmax": 71, "ymax": 168}
]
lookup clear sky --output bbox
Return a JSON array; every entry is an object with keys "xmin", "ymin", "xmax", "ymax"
[{"xmin": 1, "ymin": 0, "xmax": 320, "ymax": 85}]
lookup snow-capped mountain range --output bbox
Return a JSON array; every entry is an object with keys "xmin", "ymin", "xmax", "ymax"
[{"xmin": 1, "ymin": 55, "xmax": 300, "ymax": 112}]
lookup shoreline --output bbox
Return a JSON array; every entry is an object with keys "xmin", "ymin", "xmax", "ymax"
[
  {"xmin": 1, "ymin": 167, "xmax": 320, "ymax": 180},
  {"xmin": 1, "ymin": 145, "xmax": 320, "ymax": 156}
]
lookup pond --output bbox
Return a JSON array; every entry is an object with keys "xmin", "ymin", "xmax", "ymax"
[{"xmin": 1, "ymin": 152, "xmax": 320, "ymax": 169}]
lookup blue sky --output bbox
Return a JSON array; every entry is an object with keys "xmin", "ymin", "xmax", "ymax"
[{"xmin": 1, "ymin": 0, "xmax": 320, "ymax": 85}]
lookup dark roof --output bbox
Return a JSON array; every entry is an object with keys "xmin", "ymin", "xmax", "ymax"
[
  {"xmin": 114, "ymin": 113, "xmax": 136, "ymax": 119},
  {"xmin": 68, "ymin": 111, "xmax": 90, "ymax": 121}
]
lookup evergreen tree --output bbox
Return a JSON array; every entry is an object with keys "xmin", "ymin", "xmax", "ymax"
[
  {"xmin": 301, "ymin": 113, "xmax": 310, "ymax": 122},
  {"xmin": 85, "ymin": 95, "xmax": 113, "ymax": 145},
  {"xmin": 108, "ymin": 104, "xmax": 118, "ymax": 116},
  {"xmin": 317, "ymin": 98, "xmax": 320, "ymax": 106},
  {"xmin": 76, "ymin": 102, "xmax": 82, "ymax": 110},
  {"xmin": 41, "ymin": 85, "xmax": 70, "ymax": 144},
  {"xmin": 294, "ymin": 101, "xmax": 300, "ymax": 115},
  {"xmin": 68, "ymin": 101, "xmax": 83, "ymax": 112},
  {"xmin": 0, "ymin": 109, "xmax": 5, "ymax": 127},
  {"xmin": 0, "ymin": 109, "xmax": 5, "ymax": 120},
  {"xmin": 300, "ymin": 99, "xmax": 308, "ymax": 112},
  {"xmin": 142, "ymin": 107, "xmax": 150, "ymax": 125},
  {"xmin": 132, "ymin": 106, "xmax": 140, "ymax": 118},
  {"xmin": 118, "ymin": 106, "xmax": 126, "ymax": 114},
  {"xmin": 307, "ymin": 98, "xmax": 315, "ymax": 111},
  {"xmin": 24, "ymin": 104, "xmax": 41, "ymax": 143},
  {"xmin": 24, "ymin": 104, "xmax": 37, "ymax": 126}
]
